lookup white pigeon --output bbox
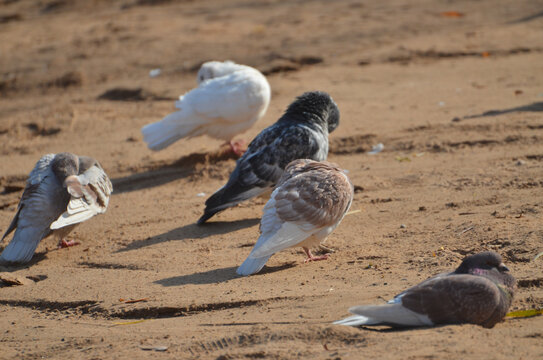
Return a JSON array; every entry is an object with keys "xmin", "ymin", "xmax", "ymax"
[
  {"xmin": 0, "ymin": 153, "xmax": 113, "ymax": 264},
  {"xmin": 141, "ymin": 60, "xmax": 271, "ymax": 154},
  {"xmin": 236, "ymin": 159, "xmax": 354, "ymax": 276}
]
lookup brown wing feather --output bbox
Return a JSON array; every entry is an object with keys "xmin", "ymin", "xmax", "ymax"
[
  {"xmin": 274, "ymin": 160, "xmax": 353, "ymax": 227},
  {"xmin": 401, "ymin": 275, "xmax": 506, "ymax": 327}
]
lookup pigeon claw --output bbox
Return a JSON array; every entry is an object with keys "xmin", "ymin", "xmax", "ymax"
[
  {"xmin": 303, "ymin": 247, "xmax": 329, "ymax": 263},
  {"xmin": 58, "ymin": 239, "xmax": 81, "ymax": 249}
]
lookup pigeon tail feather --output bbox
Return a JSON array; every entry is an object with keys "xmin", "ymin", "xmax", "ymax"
[
  {"xmin": 198, "ymin": 185, "xmax": 267, "ymax": 224},
  {"xmin": 348, "ymin": 304, "xmax": 433, "ymax": 327},
  {"xmin": 236, "ymin": 254, "xmax": 272, "ymax": 276},
  {"xmin": 0, "ymin": 227, "xmax": 45, "ymax": 264},
  {"xmin": 333, "ymin": 315, "xmax": 379, "ymax": 326},
  {"xmin": 141, "ymin": 111, "xmax": 201, "ymax": 151}
]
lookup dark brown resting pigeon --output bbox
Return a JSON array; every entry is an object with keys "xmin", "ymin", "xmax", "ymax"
[
  {"xmin": 0, "ymin": 153, "xmax": 112, "ymax": 264},
  {"xmin": 198, "ymin": 91, "xmax": 340, "ymax": 224},
  {"xmin": 237, "ymin": 159, "xmax": 354, "ymax": 276},
  {"xmin": 334, "ymin": 251, "xmax": 516, "ymax": 328}
]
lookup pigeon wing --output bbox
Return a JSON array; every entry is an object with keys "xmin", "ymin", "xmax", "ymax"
[
  {"xmin": 50, "ymin": 164, "xmax": 112, "ymax": 229},
  {"xmin": 1, "ymin": 154, "xmax": 56, "ymax": 241},
  {"xmin": 400, "ymin": 274, "xmax": 503, "ymax": 327},
  {"xmin": 251, "ymin": 162, "xmax": 353, "ymax": 257}
]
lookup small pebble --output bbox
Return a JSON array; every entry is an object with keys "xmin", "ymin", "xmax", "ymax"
[
  {"xmin": 400, "ymin": 224, "xmax": 406, "ymax": 229},
  {"xmin": 515, "ymin": 160, "xmax": 525, "ymax": 166}
]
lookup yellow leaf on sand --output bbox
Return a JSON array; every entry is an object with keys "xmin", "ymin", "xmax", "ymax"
[{"xmin": 506, "ymin": 309, "xmax": 543, "ymax": 319}]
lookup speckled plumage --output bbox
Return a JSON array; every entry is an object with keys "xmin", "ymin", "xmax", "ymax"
[
  {"xmin": 198, "ymin": 91, "xmax": 340, "ymax": 224},
  {"xmin": 236, "ymin": 159, "xmax": 353, "ymax": 276},
  {"xmin": 334, "ymin": 251, "xmax": 516, "ymax": 328}
]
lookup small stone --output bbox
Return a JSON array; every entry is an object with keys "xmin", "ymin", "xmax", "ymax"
[{"xmin": 400, "ymin": 224, "xmax": 406, "ymax": 229}]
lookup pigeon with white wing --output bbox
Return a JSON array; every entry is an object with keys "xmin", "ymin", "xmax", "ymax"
[
  {"xmin": 236, "ymin": 159, "xmax": 353, "ymax": 276},
  {"xmin": 198, "ymin": 91, "xmax": 340, "ymax": 224},
  {"xmin": 334, "ymin": 251, "xmax": 516, "ymax": 328},
  {"xmin": 141, "ymin": 60, "xmax": 271, "ymax": 155},
  {"xmin": 0, "ymin": 153, "xmax": 113, "ymax": 264}
]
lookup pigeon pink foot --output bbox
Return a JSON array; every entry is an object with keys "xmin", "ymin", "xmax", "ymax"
[
  {"xmin": 58, "ymin": 239, "xmax": 81, "ymax": 249},
  {"xmin": 303, "ymin": 247, "xmax": 329, "ymax": 263},
  {"xmin": 228, "ymin": 139, "xmax": 247, "ymax": 156}
]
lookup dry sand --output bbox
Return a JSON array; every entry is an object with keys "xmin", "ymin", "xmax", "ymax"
[{"xmin": 0, "ymin": 0, "xmax": 542, "ymax": 358}]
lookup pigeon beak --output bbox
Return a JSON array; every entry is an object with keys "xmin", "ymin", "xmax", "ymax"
[{"xmin": 498, "ymin": 263, "xmax": 510, "ymax": 272}]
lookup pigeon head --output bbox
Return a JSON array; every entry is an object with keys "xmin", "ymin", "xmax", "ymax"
[
  {"xmin": 51, "ymin": 153, "xmax": 79, "ymax": 182},
  {"xmin": 284, "ymin": 91, "xmax": 340, "ymax": 133},
  {"xmin": 455, "ymin": 251, "xmax": 511, "ymax": 276},
  {"xmin": 197, "ymin": 61, "xmax": 242, "ymax": 84},
  {"xmin": 78, "ymin": 156, "xmax": 100, "ymax": 174}
]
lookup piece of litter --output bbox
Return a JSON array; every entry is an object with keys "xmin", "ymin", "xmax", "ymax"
[
  {"xmin": 534, "ymin": 252, "xmax": 543, "ymax": 261},
  {"xmin": 438, "ymin": 101, "xmax": 445, "ymax": 107},
  {"xmin": 196, "ymin": 192, "xmax": 206, "ymax": 197},
  {"xmin": 395, "ymin": 156, "xmax": 411, "ymax": 162},
  {"xmin": 440, "ymin": 11, "xmax": 464, "ymax": 17},
  {"xmin": 149, "ymin": 69, "xmax": 162, "ymax": 78},
  {"xmin": 345, "ymin": 209, "xmax": 362, "ymax": 216},
  {"xmin": 506, "ymin": 309, "xmax": 543, "ymax": 319},
  {"xmin": 112, "ymin": 320, "xmax": 148, "ymax": 326},
  {"xmin": 140, "ymin": 345, "xmax": 168, "ymax": 352},
  {"xmin": 368, "ymin": 143, "xmax": 384, "ymax": 155}
]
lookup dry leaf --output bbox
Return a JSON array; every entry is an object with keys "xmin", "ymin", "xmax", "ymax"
[{"xmin": 441, "ymin": 11, "xmax": 465, "ymax": 18}]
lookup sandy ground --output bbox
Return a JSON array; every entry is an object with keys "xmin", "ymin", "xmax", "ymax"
[{"xmin": 1, "ymin": 0, "xmax": 542, "ymax": 359}]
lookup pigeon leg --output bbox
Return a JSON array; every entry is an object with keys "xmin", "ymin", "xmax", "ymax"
[
  {"xmin": 303, "ymin": 247, "xmax": 329, "ymax": 263},
  {"xmin": 228, "ymin": 139, "xmax": 247, "ymax": 156},
  {"xmin": 58, "ymin": 239, "xmax": 81, "ymax": 249}
]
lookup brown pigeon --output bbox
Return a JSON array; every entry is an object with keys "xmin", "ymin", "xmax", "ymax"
[
  {"xmin": 237, "ymin": 159, "xmax": 354, "ymax": 276},
  {"xmin": 1, "ymin": 153, "xmax": 112, "ymax": 264},
  {"xmin": 334, "ymin": 251, "xmax": 516, "ymax": 328}
]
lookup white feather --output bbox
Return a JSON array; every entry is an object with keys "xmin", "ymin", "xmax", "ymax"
[
  {"xmin": 141, "ymin": 61, "xmax": 270, "ymax": 151},
  {"xmin": 334, "ymin": 304, "xmax": 433, "ymax": 327}
]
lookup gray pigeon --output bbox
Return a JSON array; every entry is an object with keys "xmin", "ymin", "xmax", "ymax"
[
  {"xmin": 198, "ymin": 91, "xmax": 340, "ymax": 224},
  {"xmin": 237, "ymin": 159, "xmax": 354, "ymax": 276},
  {"xmin": 334, "ymin": 251, "xmax": 516, "ymax": 328},
  {"xmin": 0, "ymin": 153, "xmax": 113, "ymax": 264}
]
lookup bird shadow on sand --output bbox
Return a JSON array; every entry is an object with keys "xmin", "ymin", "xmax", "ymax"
[
  {"xmin": 355, "ymin": 325, "xmax": 438, "ymax": 333},
  {"xmin": 111, "ymin": 147, "xmax": 237, "ymax": 194},
  {"xmin": 460, "ymin": 101, "xmax": 543, "ymax": 120},
  {"xmin": 115, "ymin": 217, "xmax": 260, "ymax": 253},
  {"xmin": 154, "ymin": 262, "xmax": 297, "ymax": 286}
]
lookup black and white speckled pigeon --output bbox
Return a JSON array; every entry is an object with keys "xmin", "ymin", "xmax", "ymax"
[
  {"xmin": 334, "ymin": 251, "xmax": 516, "ymax": 328},
  {"xmin": 0, "ymin": 153, "xmax": 113, "ymax": 264},
  {"xmin": 237, "ymin": 159, "xmax": 353, "ymax": 276},
  {"xmin": 197, "ymin": 91, "xmax": 340, "ymax": 224}
]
